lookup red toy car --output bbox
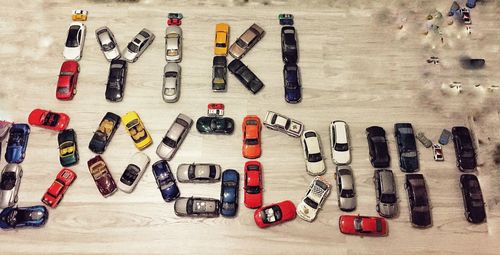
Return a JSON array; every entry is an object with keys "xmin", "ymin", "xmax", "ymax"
[
  {"xmin": 254, "ymin": 200, "xmax": 296, "ymax": 228},
  {"xmin": 339, "ymin": 215, "xmax": 388, "ymax": 236},
  {"xmin": 28, "ymin": 108, "xmax": 69, "ymax": 131},
  {"xmin": 244, "ymin": 161, "xmax": 263, "ymax": 208},
  {"xmin": 42, "ymin": 168, "xmax": 77, "ymax": 208},
  {"xmin": 167, "ymin": 13, "xmax": 183, "ymax": 26},
  {"xmin": 242, "ymin": 115, "xmax": 262, "ymax": 159},
  {"xmin": 56, "ymin": 60, "xmax": 79, "ymax": 100}
]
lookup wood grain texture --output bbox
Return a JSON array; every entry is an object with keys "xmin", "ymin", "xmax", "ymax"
[{"xmin": 0, "ymin": 0, "xmax": 499, "ymax": 254}]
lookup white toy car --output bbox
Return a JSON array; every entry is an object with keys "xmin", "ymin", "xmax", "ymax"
[
  {"xmin": 123, "ymin": 28, "xmax": 155, "ymax": 63},
  {"xmin": 163, "ymin": 62, "xmax": 181, "ymax": 103},
  {"xmin": 63, "ymin": 22, "xmax": 86, "ymax": 60},
  {"xmin": 0, "ymin": 164, "xmax": 23, "ymax": 209},
  {"xmin": 263, "ymin": 111, "xmax": 304, "ymax": 138},
  {"xmin": 330, "ymin": 120, "xmax": 351, "ymax": 165},
  {"xmin": 117, "ymin": 152, "xmax": 150, "ymax": 193},
  {"xmin": 95, "ymin": 26, "xmax": 120, "ymax": 61},
  {"xmin": 432, "ymin": 144, "xmax": 444, "ymax": 161},
  {"xmin": 165, "ymin": 26, "xmax": 182, "ymax": 62},
  {"xmin": 296, "ymin": 176, "xmax": 331, "ymax": 222},
  {"xmin": 301, "ymin": 130, "xmax": 326, "ymax": 175}
]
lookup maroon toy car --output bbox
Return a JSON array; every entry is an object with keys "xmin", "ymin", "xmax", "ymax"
[
  {"xmin": 28, "ymin": 108, "xmax": 70, "ymax": 131},
  {"xmin": 339, "ymin": 215, "xmax": 388, "ymax": 236},
  {"xmin": 41, "ymin": 168, "xmax": 77, "ymax": 208},
  {"xmin": 56, "ymin": 60, "xmax": 79, "ymax": 100},
  {"xmin": 87, "ymin": 155, "xmax": 117, "ymax": 197},
  {"xmin": 254, "ymin": 200, "xmax": 296, "ymax": 228}
]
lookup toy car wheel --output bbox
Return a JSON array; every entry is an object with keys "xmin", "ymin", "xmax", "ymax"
[
  {"xmin": 376, "ymin": 204, "xmax": 380, "ymax": 212},
  {"xmin": 134, "ymin": 57, "xmax": 138, "ymax": 62},
  {"xmin": 77, "ymin": 66, "xmax": 80, "ymax": 72},
  {"xmin": 14, "ymin": 195, "xmax": 18, "ymax": 203},
  {"xmin": 21, "ymin": 153, "xmax": 26, "ymax": 159},
  {"xmin": 19, "ymin": 170, "xmax": 23, "ymax": 178},
  {"xmin": 73, "ymin": 88, "xmax": 77, "ymax": 95},
  {"xmin": 27, "ymin": 129, "xmax": 30, "ymax": 134}
]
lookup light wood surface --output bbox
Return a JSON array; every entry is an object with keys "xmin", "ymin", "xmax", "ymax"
[{"xmin": 0, "ymin": 0, "xmax": 499, "ymax": 254}]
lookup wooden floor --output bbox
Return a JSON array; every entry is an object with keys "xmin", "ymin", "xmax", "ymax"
[{"xmin": 0, "ymin": 0, "xmax": 499, "ymax": 254}]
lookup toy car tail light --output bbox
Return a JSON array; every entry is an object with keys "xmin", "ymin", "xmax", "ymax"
[{"xmin": 208, "ymin": 103, "xmax": 224, "ymax": 116}]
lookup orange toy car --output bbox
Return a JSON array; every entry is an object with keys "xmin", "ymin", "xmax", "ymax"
[{"xmin": 242, "ymin": 115, "xmax": 262, "ymax": 159}]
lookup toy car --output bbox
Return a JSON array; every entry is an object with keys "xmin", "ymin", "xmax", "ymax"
[
  {"xmin": 174, "ymin": 197, "xmax": 220, "ymax": 217},
  {"xmin": 263, "ymin": 111, "xmax": 304, "ymax": 138},
  {"xmin": 452, "ymin": 126, "xmax": 477, "ymax": 172},
  {"xmin": 56, "ymin": 60, "xmax": 79, "ymax": 100},
  {"xmin": 123, "ymin": 28, "xmax": 155, "ymax": 63},
  {"xmin": 214, "ymin": 23, "xmax": 229, "ymax": 56},
  {"xmin": 176, "ymin": 163, "xmax": 222, "ymax": 183},
  {"xmin": 373, "ymin": 169, "xmax": 397, "ymax": 218},
  {"xmin": 157, "ymin": 113, "xmax": 193, "ymax": 160},
  {"xmin": 281, "ymin": 26, "xmax": 298, "ymax": 64},
  {"xmin": 220, "ymin": 169, "xmax": 239, "ymax": 217},
  {"xmin": 242, "ymin": 115, "xmax": 262, "ymax": 159},
  {"xmin": 416, "ymin": 132, "xmax": 433, "ymax": 148},
  {"xmin": 278, "ymin": 14, "xmax": 294, "ymax": 26},
  {"xmin": 89, "ymin": 112, "xmax": 121, "ymax": 154},
  {"xmin": 339, "ymin": 215, "xmax": 388, "ymax": 236},
  {"xmin": 366, "ymin": 126, "xmax": 390, "ymax": 168},
  {"xmin": 207, "ymin": 103, "xmax": 224, "ymax": 116},
  {"xmin": 244, "ymin": 161, "xmax": 263, "ymax": 208},
  {"xmin": 461, "ymin": 8, "xmax": 471, "ymax": 25},
  {"xmin": 212, "ymin": 56, "xmax": 227, "ymax": 92},
  {"xmin": 72, "ymin": 9, "xmax": 88, "ymax": 21},
  {"xmin": 95, "ymin": 26, "xmax": 120, "ymax": 61},
  {"xmin": 163, "ymin": 62, "xmax": 181, "ymax": 103},
  {"xmin": 105, "ymin": 59, "xmax": 128, "ymax": 102},
  {"xmin": 28, "ymin": 109, "xmax": 69, "ymax": 131},
  {"xmin": 0, "ymin": 164, "xmax": 23, "ymax": 209},
  {"xmin": 87, "ymin": 155, "xmax": 117, "ymax": 197},
  {"xmin": 438, "ymin": 129, "xmax": 452, "ymax": 145},
  {"xmin": 152, "ymin": 160, "xmax": 180, "ymax": 202},
  {"xmin": 301, "ymin": 130, "xmax": 326, "ymax": 175},
  {"xmin": 0, "ymin": 205, "xmax": 48, "ymax": 229},
  {"xmin": 228, "ymin": 59, "xmax": 265, "ymax": 94},
  {"xmin": 432, "ymin": 144, "xmax": 444, "ymax": 161},
  {"xmin": 404, "ymin": 174, "xmax": 432, "ymax": 228},
  {"xmin": 330, "ymin": 121, "xmax": 351, "ymax": 165},
  {"xmin": 41, "ymin": 168, "xmax": 76, "ymax": 208},
  {"xmin": 394, "ymin": 123, "xmax": 419, "ymax": 172},
  {"xmin": 283, "ymin": 64, "xmax": 301, "ymax": 103},
  {"xmin": 459, "ymin": 174, "xmax": 486, "ymax": 223},
  {"xmin": 165, "ymin": 26, "xmax": 182, "ymax": 62},
  {"xmin": 254, "ymin": 200, "xmax": 296, "ymax": 228},
  {"xmin": 296, "ymin": 176, "xmax": 331, "ymax": 222},
  {"xmin": 63, "ymin": 22, "xmax": 86, "ymax": 60},
  {"xmin": 122, "ymin": 111, "xmax": 152, "ymax": 150},
  {"xmin": 335, "ymin": 165, "xmax": 356, "ymax": 211},
  {"xmin": 167, "ymin": 13, "xmax": 183, "ymax": 26},
  {"xmin": 118, "ymin": 152, "xmax": 150, "ymax": 193},
  {"xmin": 196, "ymin": 116, "xmax": 234, "ymax": 135},
  {"xmin": 229, "ymin": 23, "xmax": 265, "ymax": 59},
  {"xmin": 58, "ymin": 129, "xmax": 79, "ymax": 167},
  {"xmin": 5, "ymin": 124, "xmax": 30, "ymax": 163}
]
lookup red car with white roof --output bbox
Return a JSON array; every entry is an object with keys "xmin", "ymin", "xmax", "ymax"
[{"xmin": 42, "ymin": 168, "xmax": 77, "ymax": 208}]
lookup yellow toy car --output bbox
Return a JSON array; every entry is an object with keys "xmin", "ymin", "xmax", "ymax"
[
  {"xmin": 122, "ymin": 111, "xmax": 152, "ymax": 150},
  {"xmin": 72, "ymin": 9, "xmax": 88, "ymax": 21},
  {"xmin": 214, "ymin": 23, "xmax": 229, "ymax": 56}
]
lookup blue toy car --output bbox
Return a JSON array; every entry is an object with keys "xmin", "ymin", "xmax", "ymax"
[
  {"xmin": 152, "ymin": 160, "xmax": 180, "ymax": 202},
  {"xmin": 283, "ymin": 64, "xmax": 302, "ymax": 104},
  {"xmin": 0, "ymin": 205, "xmax": 48, "ymax": 229},
  {"xmin": 5, "ymin": 124, "xmax": 30, "ymax": 164},
  {"xmin": 220, "ymin": 169, "xmax": 239, "ymax": 217}
]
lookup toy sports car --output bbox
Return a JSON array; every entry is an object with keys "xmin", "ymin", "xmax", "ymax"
[
  {"xmin": 339, "ymin": 215, "xmax": 388, "ymax": 236},
  {"xmin": 28, "ymin": 109, "xmax": 69, "ymax": 131},
  {"xmin": 87, "ymin": 155, "xmax": 117, "ymax": 197},
  {"xmin": 122, "ymin": 111, "xmax": 152, "ymax": 150},
  {"xmin": 41, "ymin": 168, "xmax": 76, "ymax": 208},
  {"xmin": 242, "ymin": 115, "xmax": 262, "ymax": 159},
  {"xmin": 254, "ymin": 200, "xmax": 296, "ymax": 228},
  {"xmin": 58, "ymin": 129, "xmax": 79, "ymax": 167},
  {"xmin": 0, "ymin": 205, "xmax": 48, "ymax": 229},
  {"xmin": 56, "ymin": 60, "xmax": 79, "ymax": 100},
  {"xmin": 196, "ymin": 116, "xmax": 234, "ymax": 135},
  {"xmin": 118, "ymin": 152, "xmax": 150, "ymax": 193},
  {"xmin": 152, "ymin": 160, "xmax": 180, "ymax": 202},
  {"xmin": 244, "ymin": 161, "xmax": 263, "ymax": 208},
  {"xmin": 5, "ymin": 124, "xmax": 30, "ymax": 164},
  {"xmin": 89, "ymin": 112, "xmax": 121, "ymax": 154},
  {"xmin": 0, "ymin": 164, "xmax": 23, "ymax": 209}
]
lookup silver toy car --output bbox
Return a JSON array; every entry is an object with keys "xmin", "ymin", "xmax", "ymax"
[
  {"xmin": 0, "ymin": 164, "xmax": 23, "ymax": 209},
  {"xmin": 176, "ymin": 163, "xmax": 221, "ymax": 183},
  {"xmin": 174, "ymin": 197, "xmax": 220, "ymax": 217},
  {"xmin": 156, "ymin": 114, "xmax": 193, "ymax": 160},
  {"xmin": 373, "ymin": 169, "xmax": 398, "ymax": 218},
  {"xmin": 162, "ymin": 62, "xmax": 181, "ymax": 103},
  {"xmin": 123, "ymin": 28, "xmax": 155, "ymax": 63},
  {"xmin": 263, "ymin": 111, "xmax": 304, "ymax": 138},
  {"xmin": 335, "ymin": 165, "xmax": 356, "ymax": 211},
  {"xmin": 165, "ymin": 26, "xmax": 182, "ymax": 62},
  {"xmin": 95, "ymin": 26, "xmax": 120, "ymax": 61}
]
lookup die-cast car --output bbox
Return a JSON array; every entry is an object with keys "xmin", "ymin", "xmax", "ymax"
[
  {"xmin": 89, "ymin": 112, "xmax": 121, "ymax": 154},
  {"xmin": 242, "ymin": 115, "xmax": 262, "ymax": 159},
  {"xmin": 452, "ymin": 126, "xmax": 477, "ymax": 172},
  {"xmin": 339, "ymin": 215, "xmax": 388, "ymax": 236},
  {"xmin": 72, "ymin": 9, "xmax": 88, "ymax": 21},
  {"xmin": 373, "ymin": 169, "xmax": 398, "ymax": 218},
  {"xmin": 87, "ymin": 155, "xmax": 117, "ymax": 197},
  {"xmin": 176, "ymin": 163, "xmax": 222, "ymax": 183},
  {"xmin": 41, "ymin": 168, "xmax": 76, "ymax": 208},
  {"xmin": 165, "ymin": 26, "xmax": 182, "ymax": 62},
  {"xmin": 122, "ymin": 111, "xmax": 152, "ymax": 150},
  {"xmin": 366, "ymin": 126, "xmax": 390, "ymax": 168},
  {"xmin": 5, "ymin": 124, "xmax": 30, "ymax": 164},
  {"xmin": 95, "ymin": 26, "xmax": 120, "ymax": 61},
  {"xmin": 228, "ymin": 59, "xmax": 265, "ymax": 94},
  {"xmin": 335, "ymin": 165, "xmax": 356, "ymax": 211},
  {"xmin": 439, "ymin": 129, "xmax": 452, "ymax": 145},
  {"xmin": 118, "ymin": 152, "xmax": 150, "ymax": 193},
  {"xmin": 459, "ymin": 174, "xmax": 486, "ymax": 224},
  {"xmin": 196, "ymin": 117, "xmax": 234, "ymax": 135},
  {"xmin": 214, "ymin": 23, "xmax": 229, "ymax": 56},
  {"xmin": 56, "ymin": 60, "xmax": 79, "ymax": 100},
  {"xmin": 461, "ymin": 8, "xmax": 471, "ymax": 25},
  {"xmin": 0, "ymin": 205, "xmax": 48, "ymax": 229},
  {"xmin": 123, "ymin": 28, "xmax": 155, "ymax": 63},
  {"xmin": 263, "ymin": 111, "xmax": 304, "ymax": 138},
  {"xmin": 416, "ymin": 132, "xmax": 433, "ymax": 148},
  {"xmin": 157, "ymin": 113, "xmax": 193, "ymax": 160},
  {"xmin": 296, "ymin": 177, "xmax": 331, "ymax": 222},
  {"xmin": 330, "ymin": 121, "xmax": 351, "ymax": 165},
  {"xmin": 0, "ymin": 164, "xmax": 23, "ymax": 209},
  {"xmin": 283, "ymin": 64, "xmax": 301, "ymax": 103},
  {"xmin": 212, "ymin": 56, "xmax": 227, "ymax": 92},
  {"xmin": 432, "ymin": 144, "xmax": 444, "ymax": 161},
  {"xmin": 229, "ymin": 23, "xmax": 265, "ymax": 59},
  {"xmin": 278, "ymin": 14, "xmax": 294, "ymax": 26},
  {"xmin": 394, "ymin": 123, "xmax": 419, "ymax": 172},
  {"xmin": 163, "ymin": 62, "xmax": 181, "ymax": 103},
  {"xmin": 63, "ymin": 22, "xmax": 86, "ymax": 60},
  {"xmin": 28, "ymin": 109, "xmax": 69, "ymax": 131},
  {"xmin": 105, "ymin": 59, "xmax": 128, "ymax": 102},
  {"xmin": 404, "ymin": 174, "xmax": 432, "ymax": 228},
  {"xmin": 254, "ymin": 200, "xmax": 296, "ymax": 228},
  {"xmin": 167, "ymin": 13, "xmax": 183, "ymax": 26},
  {"xmin": 207, "ymin": 103, "xmax": 224, "ymax": 116},
  {"xmin": 152, "ymin": 160, "xmax": 180, "ymax": 202},
  {"xmin": 58, "ymin": 129, "xmax": 79, "ymax": 167},
  {"xmin": 220, "ymin": 169, "xmax": 239, "ymax": 217},
  {"xmin": 281, "ymin": 26, "xmax": 298, "ymax": 64},
  {"xmin": 174, "ymin": 197, "xmax": 220, "ymax": 218},
  {"xmin": 301, "ymin": 130, "xmax": 326, "ymax": 175},
  {"xmin": 244, "ymin": 161, "xmax": 263, "ymax": 208}
]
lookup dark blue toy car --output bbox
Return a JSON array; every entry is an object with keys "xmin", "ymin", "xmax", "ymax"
[
  {"xmin": 152, "ymin": 160, "xmax": 180, "ymax": 202},
  {"xmin": 283, "ymin": 64, "xmax": 302, "ymax": 104},
  {"xmin": 0, "ymin": 205, "xmax": 48, "ymax": 229},
  {"xmin": 394, "ymin": 123, "xmax": 419, "ymax": 172},
  {"xmin": 5, "ymin": 124, "xmax": 30, "ymax": 164},
  {"xmin": 220, "ymin": 169, "xmax": 239, "ymax": 217}
]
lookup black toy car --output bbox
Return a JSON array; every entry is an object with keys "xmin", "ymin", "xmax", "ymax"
[
  {"xmin": 283, "ymin": 64, "xmax": 301, "ymax": 104},
  {"xmin": 281, "ymin": 26, "xmax": 298, "ymax": 64},
  {"xmin": 88, "ymin": 112, "xmax": 121, "ymax": 154},
  {"xmin": 196, "ymin": 116, "xmax": 234, "ymax": 135},
  {"xmin": 366, "ymin": 126, "xmax": 390, "ymax": 168},
  {"xmin": 452, "ymin": 126, "xmax": 477, "ymax": 172},
  {"xmin": 459, "ymin": 174, "xmax": 486, "ymax": 224},
  {"xmin": 228, "ymin": 59, "xmax": 264, "ymax": 94},
  {"xmin": 404, "ymin": 174, "xmax": 432, "ymax": 228},
  {"xmin": 212, "ymin": 56, "xmax": 227, "ymax": 92},
  {"xmin": 57, "ymin": 129, "xmax": 79, "ymax": 167},
  {"xmin": 105, "ymin": 59, "xmax": 128, "ymax": 102},
  {"xmin": 394, "ymin": 123, "xmax": 419, "ymax": 172}
]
